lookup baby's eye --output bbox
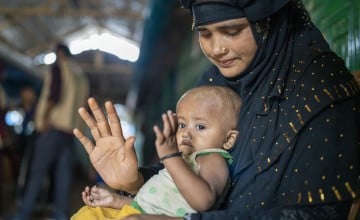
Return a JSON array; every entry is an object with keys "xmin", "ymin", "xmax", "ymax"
[
  {"xmin": 178, "ymin": 123, "xmax": 186, "ymax": 129},
  {"xmin": 195, "ymin": 124, "xmax": 205, "ymax": 130}
]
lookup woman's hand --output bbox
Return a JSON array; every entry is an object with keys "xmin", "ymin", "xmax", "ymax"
[{"xmin": 73, "ymin": 97, "xmax": 143, "ymax": 192}]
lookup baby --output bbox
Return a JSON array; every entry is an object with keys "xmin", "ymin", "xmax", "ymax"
[{"xmin": 72, "ymin": 85, "xmax": 241, "ymax": 219}]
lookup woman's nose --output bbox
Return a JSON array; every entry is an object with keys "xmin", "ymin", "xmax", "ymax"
[{"xmin": 212, "ymin": 37, "xmax": 227, "ymax": 57}]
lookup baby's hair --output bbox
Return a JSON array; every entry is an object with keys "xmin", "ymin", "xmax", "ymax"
[{"xmin": 178, "ymin": 85, "xmax": 241, "ymax": 129}]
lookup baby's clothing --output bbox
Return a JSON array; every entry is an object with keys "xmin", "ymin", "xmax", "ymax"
[
  {"xmin": 71, "ymin": 148, "xmax": 232, "ymax": 219},
  {"xmin": 71, "ymin": 204, "xmax": 140, "ymax": 220}
]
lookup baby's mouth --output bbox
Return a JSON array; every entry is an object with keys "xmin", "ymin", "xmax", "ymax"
[{"xmin": 180, "ymin": 140, "xmax": 192, "ymax": 147}]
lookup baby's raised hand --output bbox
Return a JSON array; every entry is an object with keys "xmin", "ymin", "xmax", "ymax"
[{"xmin": 153, "ymin": 110, "xmax": 179, "ymax": 159}]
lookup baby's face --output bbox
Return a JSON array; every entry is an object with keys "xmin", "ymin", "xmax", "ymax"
[{"xmin": 175, "ymin": 94, "xmax": 229, "ymax": 156}]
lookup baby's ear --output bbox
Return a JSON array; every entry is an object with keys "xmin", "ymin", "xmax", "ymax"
[{"xmin": 223, "ymin": 130, "xmax": 239, "ymax": 150}]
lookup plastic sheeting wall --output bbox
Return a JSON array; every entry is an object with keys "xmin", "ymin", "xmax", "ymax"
[{"xmin": 304, "ymin": 0, "xmax": 360, "ymax": 71}]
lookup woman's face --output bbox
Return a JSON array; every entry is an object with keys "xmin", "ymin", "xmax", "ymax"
[{"xmin": 196, "ymin": 18, "xmax": 257, "ymax": 78}]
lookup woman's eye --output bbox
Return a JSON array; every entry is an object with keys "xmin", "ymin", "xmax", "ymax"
[
  {"xmin": 195, "ymin": 124, "xmax": 205, "ymax": 130},
  {"xmin": 226, "ymin": 30, "xmax": 241, "ymax": 36},
  {"xmin": 198, "ymin": 31, "xmax": 211, "ymax": 38}
]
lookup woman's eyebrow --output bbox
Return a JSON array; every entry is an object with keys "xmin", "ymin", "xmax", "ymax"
[
  {"xmin": 195, "ymin": 23, "xmax": 247, "ymax": 32},
  {"xmin": 194, "ymin": 26, "xmax": 207, "ymax": 31},
  {"xmin": 217, "ymin": 23, "xmax": 247, "ymax": 30}
]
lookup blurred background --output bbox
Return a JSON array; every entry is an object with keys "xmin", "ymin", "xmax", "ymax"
[{"xmin": 0, "ymin": 0, "xmax": 359, "ymax": 219}]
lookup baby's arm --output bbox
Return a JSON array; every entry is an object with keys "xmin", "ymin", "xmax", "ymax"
[
  {"xmin": 153, "ymin": 111, "xmax": 229, "ymax": 211},
  {"xmin": 165, "ymin": 153, "xmax": 229, "ymax": 211},
  {"xmin": 82, "ymin": 185, "xmax": 133, "ymax": 209}
]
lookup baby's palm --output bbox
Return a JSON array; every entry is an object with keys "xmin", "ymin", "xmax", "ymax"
[
  {"xmin": 92, "ymin": 187, "xmax": 117, "ymax": 208},
  {"xmin": 153, "ymin": 111, "xmax": 178, "ymax": 158}
]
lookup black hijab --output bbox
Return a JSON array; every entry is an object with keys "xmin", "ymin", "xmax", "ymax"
[
  {"xmin": 192, "ymin": 0, "xmax": 359, "ymax": 209},
  {"xmin": 196, "ymin": 0, "xmax": 327, "ymax": 169}
]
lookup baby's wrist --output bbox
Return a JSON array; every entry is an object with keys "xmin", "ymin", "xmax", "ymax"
[{"xmin": 159, "ymin": 151, "xmax": 182, "ymax": 163}]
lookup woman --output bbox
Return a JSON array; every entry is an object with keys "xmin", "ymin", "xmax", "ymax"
[{"xmin": 74, "ymin": 0, "xmax": 360, "ymax": 219}]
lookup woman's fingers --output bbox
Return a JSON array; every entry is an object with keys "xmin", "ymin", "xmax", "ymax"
[
  {"xmin": 78, "ymin": 97, "xmax": 126, "ymax": 144},
  {"xmin": 105, "ymin": 101, "xmax": 125, "ymax": 139},
  {"xmin": 73, "ymin": 128, "xmax": 95, "ymax": 155},
  {"xmin": 78, "ymin": 107, "xmax": 101, "ymax": 140},
  {"xmin": 88, "ymin": 97, "xmax": 112, "ymax": 137}
]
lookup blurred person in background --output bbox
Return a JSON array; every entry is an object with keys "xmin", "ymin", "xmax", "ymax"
[
  {"xmin": 14, "ymin": 86, "xmax": 38, "ymax": 203},
  {"xmin": 0, "ymin": 63, "xmax": 11, "ymax": 215},
  {"xmin": 0, "ymin": 67, "xmax": 9, "ymax": 150},
  {"xmin": 14, "ymin": 43, "xmax": 89, "ymax": 220}
]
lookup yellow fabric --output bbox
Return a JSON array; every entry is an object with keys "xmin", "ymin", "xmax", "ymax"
[{"xmin": 71, "ymin": 204, "xmax": 141, "ymax": 220}]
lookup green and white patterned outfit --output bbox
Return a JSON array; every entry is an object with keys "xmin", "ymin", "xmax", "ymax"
[{"xmin": 132, "ymin": 148, "xmax": 233, "ymax": 217}]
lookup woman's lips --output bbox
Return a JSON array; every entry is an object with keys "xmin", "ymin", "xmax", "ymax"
[{"xmin": 218, "ymin": 58, "xmax": 235, "ymax": 67}]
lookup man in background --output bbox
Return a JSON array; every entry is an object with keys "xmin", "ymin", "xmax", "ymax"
[{"xmin": 15, "ymin": 43, "xmax": 89, "ymax": 220}]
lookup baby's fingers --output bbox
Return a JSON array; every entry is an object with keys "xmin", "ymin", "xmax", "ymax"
[
  {"xmin": 166, "ymin": 110, "xmax": 177, "ymax": 132},
  {"xmin": 161, "ymin": 113, "xmax": 172, "ymax": 137},
  {"xmin": 153, "ymin": 125, "xmax": 164, "ymax": 146},
  {"xmin": 82, "ymin": 192, "xmax": 92, "ymax": 206}
]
